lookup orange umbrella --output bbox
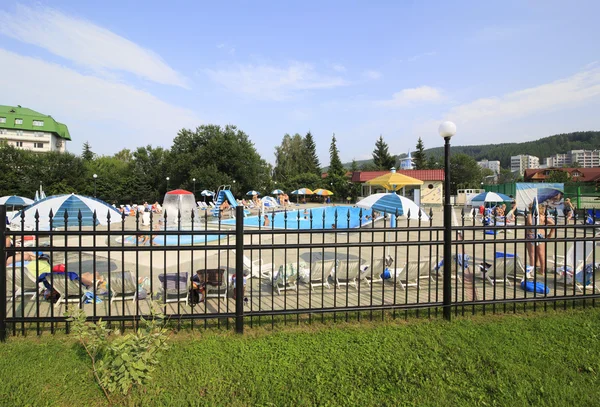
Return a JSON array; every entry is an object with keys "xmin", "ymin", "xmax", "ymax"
[{"xmin": 313, "ymin": 189, "xmax": 334, "ymax": 196}]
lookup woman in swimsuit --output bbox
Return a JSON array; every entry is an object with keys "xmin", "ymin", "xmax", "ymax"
[{"xmin": 525, "ymin": 204, "xmax": 555, "ymax": 275}]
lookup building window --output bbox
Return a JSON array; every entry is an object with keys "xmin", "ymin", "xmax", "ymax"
[
  {"xmin": 15, "ymin": 118, "xmax": 23, "ymax": 125},
  {"xmin": 16, "ymin": 130, "xmax": 23, "ymax": 136},
  {"xmin": 34, "ymin": 142, "xmax": 44, "ymax": 149},
  {"xmin": 15, "ymin": 141, "xmax": 23, "ymax": 147},
  {"xmin": 0, "ymin": 129, "xmax": 6, "ymax": 134},
  {"xmin": 0, "ymin": 117, "xmax": 5, "ymax": 123},
  {"xmin": 428, "ymin": 184, "xmax": 434, "ymax": 189},
  {"xmin": 32, "ymin": 120, "xmax": 44, "ymax": 127}
]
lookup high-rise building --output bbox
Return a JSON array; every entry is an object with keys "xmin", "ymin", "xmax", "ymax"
[
  {"xmin": 0, "ymin": 105, "xmax": 70, "ymax": 153},
  {"xmin": 477, "ymin": 159, "xmax": 501, "ymax": 174},
  {"xmin": 511, "ymin": 155, "xmax": 539, "ymax": 175},
  {"xmin": 544, "ymin": 150, "xmax": 600, "ymax": 168},
  {"xmin": 569, "ymin": 150, "xmax": 600, "ymax": 168}
]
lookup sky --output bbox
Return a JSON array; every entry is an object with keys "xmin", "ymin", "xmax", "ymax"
[{"xmin": 1, "ymin": 1, "xmax": 600, "ymax": 165}]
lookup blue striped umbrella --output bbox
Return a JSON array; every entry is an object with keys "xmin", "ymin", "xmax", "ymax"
[
  {"xmin": 200, "ymin": 190, "xmax": 215, "ymax": 197},
  {"xmin": 471, "ymin": 191, "xmax": 511, "ymax": 204},
  {"xmin": 356, "ymin": 193, "xmax": 428, "ymax": 220},
  {"xmin": 11, "ymin": 194, "xmax": 121, "ymax": 229},
  {"xmin": 246, "ymin": 190, "xmax": 260, "ymax": 196},
  {"xmin": 0, "ymin": 195, "xmax": 34, "ymax": 206},
  {"xmin": 271, "ymin": 189, "xmax": 284, "ymax": 195}
]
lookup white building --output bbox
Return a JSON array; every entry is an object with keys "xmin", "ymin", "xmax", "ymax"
[
  {"xmin": 511, "ymin": 155, "xmax": 539, "ymax": 175},
  {"xmin": 570, "ymin": 150, "xmax": 600, "ymax": 168},
  {"xmin": 544, "ymin": 150, "xmax": 600, "ymax": 168},
  {"xmin": 0, "ymin": 105, "xmax": 70, "ymax": 153},
  {"xmin": 477, "ymin": 159, "xmax": 501, "ymax": 174},
  {"xmin": 399, "ymin": 151, "xmax": 414, "ymax": 170}
]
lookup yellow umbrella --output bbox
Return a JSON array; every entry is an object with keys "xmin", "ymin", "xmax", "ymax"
[
  {"xmin": 366, "ymin": 168, "xmax": 423, "ymax": 191},
  {"xmin": 313, "ymin": 189, "xmax": 334, "ymax": 196}
]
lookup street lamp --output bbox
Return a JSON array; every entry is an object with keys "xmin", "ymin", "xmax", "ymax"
[
  {"xmin": 192, "ymin": 178, "xmax": 196, "ymax": 196},
  {"xmin": 166, "ymin": 177, "xmax": 170, "ymax": 191},
  {"xmin": 439, "ymin": 120, "xmax": 456, "ymax": 321},
  {"xmin": 93, "ymin": 174, "xmax": 98, "ymax": 198}
]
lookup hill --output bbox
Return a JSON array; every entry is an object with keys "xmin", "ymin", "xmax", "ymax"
[{"xmin": 340, "ymin": 131, "xmax": 600, "ymax": 169}]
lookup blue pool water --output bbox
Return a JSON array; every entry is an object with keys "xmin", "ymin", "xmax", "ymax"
[
  {"xmin": 222, "ymin": 206, "xmax": 373, "ymax": 229},
  {"xmin": 119, "ymin": 234, "xmax": 225, "ymax": 246}
]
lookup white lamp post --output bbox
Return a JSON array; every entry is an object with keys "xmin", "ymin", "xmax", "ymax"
[
  {"xmin": 93, "ymin": 174, "xmax": 98, "ymax": 197},
  {"xmin": 439, "ymin": 121, "xmax": 456, "ymax": 321},
  {"xmin": 166, "ymin": 177, "xmax": 170, "ymax": 191}
]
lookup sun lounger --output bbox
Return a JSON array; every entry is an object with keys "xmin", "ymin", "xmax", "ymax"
[
  {"xmin": 5, "ymin": 265, "xmax": 39, "ymax": 302},
  {"xmin": 390, "ymin": 259, "xmax": 436, "ymax": 290},
  {"xmin": 363, "ymin": 255, "xmax": 395, "ymax": 286},
  {"xmin": 194, "ymin": 269, "xmax": 228, "ymax": 299},
  {"xmin": 232, "ymin": 250, "xmax": 274, "ymax": 279},
  {"xmin": 476, "ymin": 253, "xmax": 524, "ymax": 286},
  {"xmin": 301, "ymin": 260, "xmax": 335, "ymax": 291},
  {"xmin": 110, "ymin": 271, "xmax": 138, "ymax": 304},
  {"xmin": 548, "ymin": 240, "xmax": 599, "ymax": 293},
  {"xmin": 272, "ymin": 263, "xmax": 300, "ymax": 295},
  {"xmin": 158, "ymin": 272, "xmax": 189, "ymax": 305},
  {"xmin": 50, "ymin": 274, "xmax": 86, "ymax": 308},
  {"xmin": 333, "ymin": 260, "xmax": 365, "ymax": 290}
]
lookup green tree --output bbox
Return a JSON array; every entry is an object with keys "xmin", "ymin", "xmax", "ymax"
[
  {"xmin": 303, "ymin": 132, "xmax": 321, "ymax": 176},
  {"xmin": 327, "ymin": 134, "xmax": 345, "ymax": 178},
  {"xmin": 449, "ymin": 153, "xmax": 483, "ymax": 194},
  {"xmin": 170, "ymin": 125, "xmax": 270, "ymax": 197},
  {"xmin": 425, "ymin": 155, "xmax": 442, "ymax": 169},
  {"xmin": 82, "ymin": 141, "xmax": 95, "ymax": 161},
  {"xmin": 372, "ymin": 135, "xmax": 395, "ymax": 170},
  {"xmin": 413, "ymin": 138, "xmax": 427, "ymax": 170},
  {"xmin": 273, "ymin": 133, "xmax": 306, "ymax": 182},
  {"xmin": 497, "ymin": 168, "xmax": 519, "ymax": 184},
  {"xmin": 546, "ymin": 170, "xmax": 570, "ymax": 183}
]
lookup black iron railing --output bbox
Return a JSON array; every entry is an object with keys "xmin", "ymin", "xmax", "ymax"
[{"xmin": 1, "ymin": 204, "xmax": 599, "ymax": 340}]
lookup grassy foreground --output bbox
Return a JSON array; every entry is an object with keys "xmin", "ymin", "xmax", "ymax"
[{"xmin": 1, "ymin": 309, "xmax": 600, "ymax": 406}]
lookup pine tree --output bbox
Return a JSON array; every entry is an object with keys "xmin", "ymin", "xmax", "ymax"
[
  {"xmin": 303, "ymin": 132, "xmax": 321, "ymax": 176},
  {"xmin": 82, "ymin": 141, "xmax": 95, "ymax": 161},
  {"xmin": 413, "ymin": 137, "xmax": 427, "ymax": 169},
  {"xmin": 328, "ymin": 134, "xmax": 345, "ymax": 177},
  {"xmin": 372, "ymin": 135, "xmax": 395, "ymax": 170}
]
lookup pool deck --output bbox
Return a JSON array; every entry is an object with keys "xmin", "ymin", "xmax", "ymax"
[{"xmin": 6, "ymin": 206, "xmax": 600, "ymax": 322}]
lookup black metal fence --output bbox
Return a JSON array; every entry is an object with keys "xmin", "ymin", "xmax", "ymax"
[{"xmin": 1, "ymin": 204, "xmax": 599, "ymax": 340}]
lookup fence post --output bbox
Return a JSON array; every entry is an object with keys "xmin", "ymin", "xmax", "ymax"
[
  {"xmin": 0, "ymin": 205, "xmax": 7, "ymax": 342},
  {"xmin": 235, "ymin": 205, "xmax": 244, "ymax": 334}
]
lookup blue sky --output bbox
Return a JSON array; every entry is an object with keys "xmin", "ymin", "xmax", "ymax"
[{"xmin": 1, "ymin": 1, "xmax": 600, "ymax": 165}]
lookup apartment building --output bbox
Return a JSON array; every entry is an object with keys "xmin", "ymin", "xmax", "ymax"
[
  {"xmin": 477, "ymin": 159, "xmax": 501, "ymax": 174},
  {"xmin": 510, "ymin": 155, "xmax": 539, "ymax": 175},
  {"xmin": 0, "ymin": 105, "xmax": 70, "ymax": 153}
]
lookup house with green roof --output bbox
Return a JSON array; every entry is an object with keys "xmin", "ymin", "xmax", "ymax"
[{"xmin": 0, "ymin": 105, "xmax": 71, "ymax": 153}]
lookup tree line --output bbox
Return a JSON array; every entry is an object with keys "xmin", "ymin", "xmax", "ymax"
[{"xmin": 0, "ymin": 124, "xmax": 497, "ymax": 203}]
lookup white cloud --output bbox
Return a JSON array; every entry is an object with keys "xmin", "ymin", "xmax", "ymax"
[
  {"xmin": 363, "ymin": 70, "xmax": 382, "ymax": 80},
  {"xmin": 445, "ymin": 67, "xmax": 600, "ymax": 124},
  {"xmin": 332, "ymin": 64, "xmax": 347, "ymax": 72},
  {"xmin": 378, "ymin": 86, "xmax": 444, "ymax": 107},
  {"xmin": 0, "ymin": 49, "xmax": 199, "ymax": 154},
  {"xmin": 205, "ymin": 62, "xmax": 347, "ymax": 101},
  {"xmin": 0, "ymin": 4, "xmax": 187, "ymax": 88},
  {"xmin": 407, "ymin": 51, "xmax": 436, "ymax": 62}
]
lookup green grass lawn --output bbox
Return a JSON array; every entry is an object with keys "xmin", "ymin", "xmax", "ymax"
[{"xmin": 1, "ymin": 309, "xmax": 600, "ymax": 406}]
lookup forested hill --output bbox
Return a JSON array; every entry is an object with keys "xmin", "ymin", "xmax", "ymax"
[{"xmin": 342, "ymin": 131, "xmax": 600, "ymax": 169}]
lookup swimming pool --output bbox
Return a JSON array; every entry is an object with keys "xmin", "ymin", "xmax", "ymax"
[
  {"xmin": 117, "ymin": 233, "xmax": 225, "ymax": 246},
  {"xmin": 222, "ymin": 206, "xmax": 373, "ymax": 229}
]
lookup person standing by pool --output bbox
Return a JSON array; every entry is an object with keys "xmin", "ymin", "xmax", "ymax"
[
  {"xmin": 263, "ymin": 214, "xmax": 270, "ymax": 227},
  {"xmin": 525, "ymin": 204, "xmax": 555, "ymax": 275},
  {"xmin": 563, "ymin": 198, "xmax": 575, "ymax": 223}
]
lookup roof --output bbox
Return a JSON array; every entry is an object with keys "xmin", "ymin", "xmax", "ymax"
[
  {"xmin": 351, "ymin": 169, "xmax": 445, "ymax": 182},
  {"xmin": 0, "ymin": 105, "xmax": 71, "ymax": 140},
  {"xmin": 524, "ymin": 167, "xmax": 600, "ymax": 182},
  {"xmin": 166, "ymin": 189, "xmax": 193, "ymax": 195}
]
